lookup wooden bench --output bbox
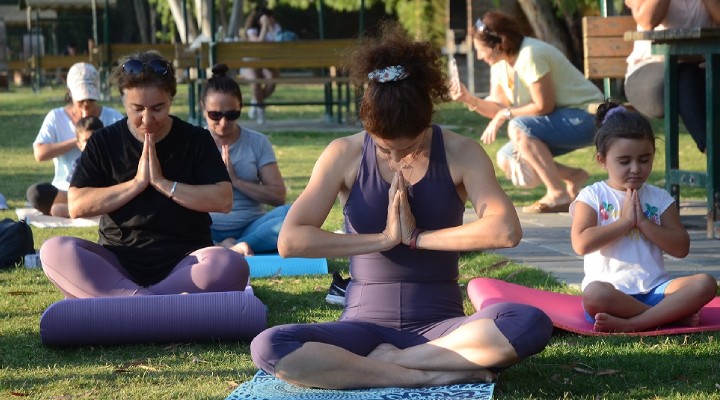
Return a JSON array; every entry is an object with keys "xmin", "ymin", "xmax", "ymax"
[
  {"xmin": 582, "ymin": 15, "xmax": 635, "ymax": 107},
  {"xmin": 204, "ymin": 39, "xmax": 358, "ymax": 123}
]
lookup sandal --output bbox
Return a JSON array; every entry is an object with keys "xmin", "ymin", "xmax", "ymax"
[{"xmin": 522, "ymin": 201, "xmax": 571, "ymax": 214}]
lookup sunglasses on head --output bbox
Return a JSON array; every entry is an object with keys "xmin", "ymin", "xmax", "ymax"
[
  {"xmin": 122, "ymin": 58, "xmax": 170, "ymax": 76},
  {"xmin": 206, "ymin": 110, "xmax": 242, "ymax": 121}
]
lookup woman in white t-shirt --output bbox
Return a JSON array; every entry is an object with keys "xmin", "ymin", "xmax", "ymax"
[
  {"xmin": 241, "ymin": 6, "xmax": 282, "ymax": 124},
  {"xmin": 624, "ymin": 0, "xmax": 720, "ymax": 154},
  {"xmin": 29, "ymin": 62, "xmax": 123, "ymax": 215},
  {"xmin": 450, "ymin": 11, "xmax": 603, "ymax": 214}
]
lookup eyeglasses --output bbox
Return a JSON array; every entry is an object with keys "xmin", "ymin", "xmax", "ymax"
[
  {"xmin": 206, "ymin": 110, "xmax": 242, "ymax": 121},
  {"xmin": 121, "ymin": 59, "xmax": 170, "ymax": 76}
]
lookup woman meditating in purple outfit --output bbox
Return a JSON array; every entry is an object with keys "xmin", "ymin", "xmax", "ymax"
[
  {"xmin": 250, "ymin": 23, "xmax": 553, "ymax": 390},
  {"xmin": 39, "ymin": 51, "xmax": 249, "ymax": 298}
]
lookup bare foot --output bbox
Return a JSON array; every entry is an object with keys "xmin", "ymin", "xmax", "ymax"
[
  {"xmin": 565, "ymin": 168, "xmax": 589, "ymax": 199},
  {"xmin": 219, "ymin": 238, "xmax": 236, "ymax": 249},
  {"xmin": 593, "ymin": 313, "xmax": 637, "ymax": 332},
  {"xmin": 230, "ymin": 241, "xmax": 254, "ymax": 256},
  {"xmin": 367, "ymin": 343, "xmax": 399, "ymax": 363},
  {"xmin": 422, "ymin": 368, "xmax": 497, "ymax": 386},
  {"xmin": 677, "ymin": 311, "xmax": 702, "ymax": 327}
]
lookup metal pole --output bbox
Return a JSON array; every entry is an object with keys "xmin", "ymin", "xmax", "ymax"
[{"xmin": 465, "ymin": 0, "xmax": 474, "ymax": 94}]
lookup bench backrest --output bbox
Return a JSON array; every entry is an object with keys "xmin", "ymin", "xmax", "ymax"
[
  {"xmin": 209, "ymin": 39, "xmax": 357, "ymax": 70},
  {"xmin": 582, "ymin": 15, "xmax": 635, "ymax": 79},
  {"xmin": 30, "ymin": 54, "xmax": 91, "ymax": 70}
]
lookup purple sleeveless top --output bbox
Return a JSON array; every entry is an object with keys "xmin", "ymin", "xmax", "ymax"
[{"xmin": 341, "ymin": 125, "xmax": 466, "ymax": 327}]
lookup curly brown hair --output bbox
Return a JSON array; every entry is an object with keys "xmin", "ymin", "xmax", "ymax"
[{"xmin": 344, "ymin": 22, "xmax": 449, "ymax": 140}]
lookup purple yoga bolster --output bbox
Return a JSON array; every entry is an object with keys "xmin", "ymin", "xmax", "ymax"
[{"xmin": 40, "ymin": 291, "xmax": 267, "ymax": 346}]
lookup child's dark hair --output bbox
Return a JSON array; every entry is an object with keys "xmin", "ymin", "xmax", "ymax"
[
  {"xmin": 594, "ymin": 100, "xmax": 656, "ymax": 157},
  {"xmin": 76, "ymin": 115, "xmax": 104, "ymax": 132},
  {"xmin": 201, "ymin": 64, "xmax": 243, "ymax": 107}
]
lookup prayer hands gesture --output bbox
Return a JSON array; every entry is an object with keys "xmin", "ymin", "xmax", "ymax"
[
  {"xmin": 221, "ymin": 144, "xmax": 239, "ymax": 182},
  {"xmin": 620, "ymin": 188, "xmax": 650, "ymax": 232},
  {"xmin": 135, "ymin": 133, "xmax": 169, "ymax": 194},
  {"xmin": 383, "ymin": 172, "xmax": 417, "ymax": 248}
]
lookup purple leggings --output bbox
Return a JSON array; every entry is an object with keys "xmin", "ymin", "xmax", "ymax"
[
  {"xmin": 250, "ymin": 302, "xmax": 552, "ymax": 375},
  {"xmin": 40, "ymin": 236, "xmax": 249, "ymax": 298}
]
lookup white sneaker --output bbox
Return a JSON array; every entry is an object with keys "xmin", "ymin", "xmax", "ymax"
[{"xmin": 256, "ymin": 107, "xmax": 265, "ymax": 124}]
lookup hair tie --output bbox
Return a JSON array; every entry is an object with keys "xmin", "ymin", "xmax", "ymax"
[
  {"xmin": 602, "ymin": 105, "xmax": 627, "ymax": 124},
  {"xmin": 368, "ymin": 65, "xmax": 409, "ymax": 83}
]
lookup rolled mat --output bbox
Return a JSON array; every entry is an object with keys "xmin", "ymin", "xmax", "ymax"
[
  {"xmin": 40, "ymin": 290, "xmax": 267, "ymax": 346},
  {"xmin": 246, "ymin": 253, "xmax": 327, "ymax": 278},
  {"xmin": 226, "ymin": 370, "xmax": 495, "ymax": 400},
  {"xmin": 468, "ymin": 277, "xmax": 720, "ymax": 336}
]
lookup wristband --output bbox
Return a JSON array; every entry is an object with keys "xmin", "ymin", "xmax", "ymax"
[
  {"xmin": 170, "ymin": 181, "xmax": 178, "ymax": 199},
  {"xmin": 408, "ymin": 227, "xmax": 425, "ymax": 250}
]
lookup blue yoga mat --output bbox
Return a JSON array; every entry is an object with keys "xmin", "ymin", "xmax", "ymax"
[
  {"xmin": 225, "ymin": 370, "xmax": 495, "ymax": 400},
  {"xmin": 246, "ymin": 253, "xmax": 328, "ymax": 278}
]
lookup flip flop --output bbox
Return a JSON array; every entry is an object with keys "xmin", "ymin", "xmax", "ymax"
[{"xmin": 522, "ymin": 201, "xmax": 571, "ymax": 214}]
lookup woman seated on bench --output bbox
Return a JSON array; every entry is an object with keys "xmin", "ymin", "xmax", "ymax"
[
  {"xmin": 202, "ymin": 63, "xmax": 290, "ymax": 256},
  {"xmin": 39, "ymin": 51, "xmax": 249, "ymax": 298},
  {"xmin": 624, "ymin": 0, "xmax": 720, "ymax": 154},
  {"xmin": 242, "ymin": 6, "xmax": 282, "ymax": 124},
  {"xmin": 450, "ymin": 10, "xmax": 603, "ymax": 214}
]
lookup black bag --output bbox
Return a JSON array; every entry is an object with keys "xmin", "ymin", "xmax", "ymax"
[{"xmin": 0, "ymin": 218, "xmax": 35, "ymax": 268}]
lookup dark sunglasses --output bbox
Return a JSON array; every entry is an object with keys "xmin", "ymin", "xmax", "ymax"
[
  {"xmin": 121, "ymin": 58, "xmax": 170, "ymax": 76},
  {"xmin": 206, "ymin": 110, "xmax": 242, "ymax": 121}
]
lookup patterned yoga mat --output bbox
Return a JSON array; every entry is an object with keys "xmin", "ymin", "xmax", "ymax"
[{"xmin": 226, "ymin": 370, "xmax": 495, "ymax": 400}]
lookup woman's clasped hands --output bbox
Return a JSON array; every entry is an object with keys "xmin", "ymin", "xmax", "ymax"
[
  {"xmin": 134, "ymin": 132, "xmax": 173, "ymax": 197},
  {"xmin": 383, "ymin": 171, "xmax": 418, "ymax": 248}
]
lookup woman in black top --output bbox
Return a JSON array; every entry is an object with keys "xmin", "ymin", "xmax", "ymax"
[{"xmin": 39, "ymin": 51, "xmax": 249, "ymax": 297}]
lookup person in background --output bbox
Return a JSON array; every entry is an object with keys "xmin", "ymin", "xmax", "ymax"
[
  {"xmin": 242, "ymin": 6, "xmax": 282, "ymax": 124},
  {"xmin": 570, "ymin": 100, "xmax": 717, "ymax": 332},
  {"xmin": 39, "ymin": 52, "xmax": 248, "ymax": 298},
  {"xmin": 30, "ymin": 116, "xmax": 104, "ymax": 218},
  {"xmin": 202, "ymin": 63, "xmax": 290, "ymax": 256},
  {"xmin": 29, "ymin": 62, "xmax": 123, "ymax": 215},
  {"xmin": 624, "ymin": 0, "xmax": 720, "ymax": 154},
  {"xmin": 450, "ymin": 11, "xmax": 603, "ymax": 213},
  {"xmin": 250, "ymin": 23, "xmax": 553, "ymax": 389}
]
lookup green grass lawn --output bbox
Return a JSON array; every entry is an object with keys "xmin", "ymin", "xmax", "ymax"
[{"xmin": 1, "ymin": 85, "xmax": 717, "ymax": 399}]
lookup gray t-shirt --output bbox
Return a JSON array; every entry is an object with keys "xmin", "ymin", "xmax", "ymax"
[{"xmin": 210, "ymin": 127, "xmax": 277, "ymax": 232}]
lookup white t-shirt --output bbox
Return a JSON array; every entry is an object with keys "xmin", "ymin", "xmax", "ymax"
[
  {"xmin": 491, "ymin": 37, "xmax": 603, "ymax": 110},
  {"xmin": 570, "ymin": 181, "xmax": 674, "ymax": 294},
  {"xmin": 33, "ymin": 106, "xmax": 124, "ymax": 190},
  {"xmin": 626, "ymin": 0, "xmax": 717, "ymax": 77}
]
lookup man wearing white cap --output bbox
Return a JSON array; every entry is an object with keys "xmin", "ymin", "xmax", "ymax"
[{"xmin": 29, "ymin": 62, "xmax": 124, "ymax": 215}]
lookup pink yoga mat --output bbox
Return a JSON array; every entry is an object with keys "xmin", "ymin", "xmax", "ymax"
[{"xmin": 468, "ymin": 277, "xmax": 720, "ymax": 336}]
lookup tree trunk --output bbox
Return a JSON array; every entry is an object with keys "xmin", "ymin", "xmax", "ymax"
[
  {"xmin": 167, "ymin": 0, "xmax": 198, "ymax": 44},
  {"xmin": 194, "ymin": 0, "xmax": 212, "ymax": 39},
  {"xmin": 133, "ymin": 0, "xmax": 151, "ymax": 43},
  {"xmin": 516, "ymin": 0, "xmax": 571, "ymax": 58},
  {"xmin": 227, "ymin": 0, "xmax": 244, "ymax": 40}
]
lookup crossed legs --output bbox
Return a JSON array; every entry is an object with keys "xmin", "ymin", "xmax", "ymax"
[
  {"xmin": 251, "ymin": 303, "xmax": 552, "ymax": 389},
  {"xmin": 40, "ymin": 236, "xmax": 249, "ymax": 298},
  {"xmin": 583, "ymin": 275, "xmax": 717, "ymax": 332}
]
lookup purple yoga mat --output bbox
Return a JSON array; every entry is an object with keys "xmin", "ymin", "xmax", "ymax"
[{"xmin": 40, "ymin": 291, "xmax": 267, "ymax": 346}]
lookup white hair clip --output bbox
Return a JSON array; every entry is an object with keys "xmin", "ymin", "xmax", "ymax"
[{"xmin": 368, "ymin": 65, "xmax": 410, "ymax": 83}]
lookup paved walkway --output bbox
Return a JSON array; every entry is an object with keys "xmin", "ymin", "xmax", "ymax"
[{"xmin": 466, "ymin": 201, "xmax": 720, "ymax": 288}]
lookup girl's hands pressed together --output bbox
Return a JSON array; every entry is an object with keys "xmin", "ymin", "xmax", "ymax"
[{"xmin": 619, "ymin": 188, "xmax": 638, "ymax": 229}]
